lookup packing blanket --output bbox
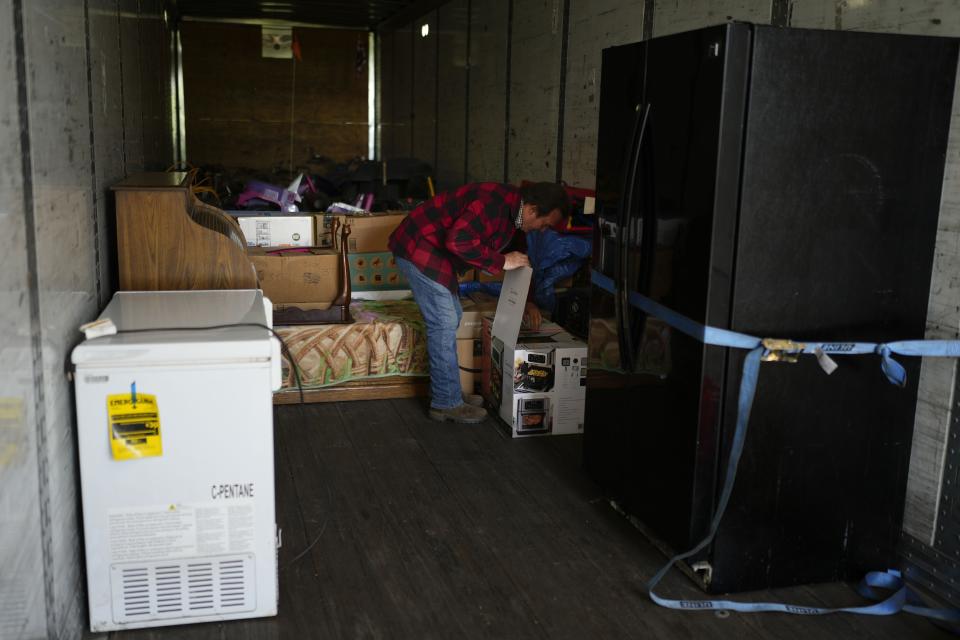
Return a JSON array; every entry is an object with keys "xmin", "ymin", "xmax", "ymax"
[{"xmin": 277, "ymin": 300, "xmax": 429, "ymax": 389}]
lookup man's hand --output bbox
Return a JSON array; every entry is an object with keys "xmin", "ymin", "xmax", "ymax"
[
  {"xmin": 523, "ymin": 302, "xmax": 542, "ymax": 331},
  {"xmin": 503, "ymin": 251, "xmax": 530, "ymax": 271}
]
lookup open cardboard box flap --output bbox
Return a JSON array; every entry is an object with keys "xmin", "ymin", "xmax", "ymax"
[{"xmin": 491, "ymin": 268, "xmax": 566, "ymax": 345}]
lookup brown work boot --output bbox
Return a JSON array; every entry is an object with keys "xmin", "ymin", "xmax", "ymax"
[
  {"xmin": 463, "ymin": 393, "xmax": 484, "ymax": 407},
  {"xmin": 429, "ymin": 403, "xmax": 487, "ymax": 424}
]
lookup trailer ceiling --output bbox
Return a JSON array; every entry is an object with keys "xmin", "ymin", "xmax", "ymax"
[{"xmin": 174, "ymin": 0, "xmax": 427, "ymax": 30}]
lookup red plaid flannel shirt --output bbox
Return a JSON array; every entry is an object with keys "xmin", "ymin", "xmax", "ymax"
[{"xmin": 388, "ymin": 183, "xmax": 520, "ymax": 293}]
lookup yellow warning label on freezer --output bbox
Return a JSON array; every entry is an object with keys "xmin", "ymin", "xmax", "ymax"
[{"xmin": 106, "ymin": 393, "xmax": 162, "ymax": 460}]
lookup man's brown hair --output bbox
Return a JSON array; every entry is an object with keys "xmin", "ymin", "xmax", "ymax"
[{"xmin": 519, "ymin": 182, "xmax": 571, "ymax": 218}]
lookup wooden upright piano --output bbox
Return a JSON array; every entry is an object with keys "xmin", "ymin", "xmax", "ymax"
[{"xmin": 112, "ymin": 172, "xmax": 258, "ymax": 290}]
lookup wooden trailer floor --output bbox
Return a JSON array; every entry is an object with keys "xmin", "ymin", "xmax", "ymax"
[{"xmin": 90, "ymin": 398, "xmax": 949, "ymax": 639}]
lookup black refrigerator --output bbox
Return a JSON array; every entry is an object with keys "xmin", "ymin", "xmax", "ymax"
[{"xmin": 584, "ymin": 22, "xmax": 958, "ymax": 594}]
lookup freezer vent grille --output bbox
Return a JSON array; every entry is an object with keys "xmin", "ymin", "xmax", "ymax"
[
  {"xmin": 187, "ymin": 562, "xmax": 214, "ymax": 612},
  {"xmin": 219, "ymin": 558, "xmax": 248, "ymax": 608},
  {"xmin": 111, "ymin": 554, "xmax": 256, "ymax": 623},
  {"xmin": 120, "ymin": 567, "xmax": 150, "ymax": 618},
  {"xmin": 155, "ymin": 565, "xmax": 183, "ymax": 614}
]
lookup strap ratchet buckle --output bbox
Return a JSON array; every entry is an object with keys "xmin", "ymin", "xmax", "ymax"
[{"xmin": 761, "ymin": 338, "xmax": 805, "ymax": 363}]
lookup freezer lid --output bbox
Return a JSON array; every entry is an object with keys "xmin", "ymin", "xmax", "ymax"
[{"xmin": 72, "ymin": 290, "xmax": 275, "ymax": 366}]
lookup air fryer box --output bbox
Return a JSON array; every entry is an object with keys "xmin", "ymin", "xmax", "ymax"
[
  {"xmin": 490, "ymin": 268, "xmax": 586, "ymax": 438},
  {"xmin": 546, "ymin": 340, "xmax": 587, "ymax": 434}
]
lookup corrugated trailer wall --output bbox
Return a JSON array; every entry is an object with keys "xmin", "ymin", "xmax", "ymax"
[
  {"xmin": 466, "ymin": 0, "xmax": 509, "ymax": 184},
  {"xmin": 378, "ymin": 0, "xmax": 960, "ymax": 607},
  {"xmin": 0, "ymin": 1, "xmax": 173, "ymax": 638},
  {"xmin": 437, "ymin": 1, "xmax": 469, "ymax": 190}
]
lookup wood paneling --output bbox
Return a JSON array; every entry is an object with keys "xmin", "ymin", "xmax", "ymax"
[{"xmin": 181, "ymin": 22, "xmax": 369, "ymax": 172}]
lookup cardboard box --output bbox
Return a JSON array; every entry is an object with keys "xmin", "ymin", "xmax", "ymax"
[
  {"xmin": 501, "ymin": 335, "xmax": 586, "ymax": 437},
  {"xmin": 349, "ymin": 252, "xmax": 408, "ymax": 291},
  {"xmin": 458, "ymin": 299, "xmax": 498, "ymax": 339},
  {"xmin": 316, "ymin": 212, "xmax": 407, "ymax": 252},
  {"xmin": 489, "ymin": 268, "xmax": 587, "ymax": 438},
  {"xmin": 238, "ymin": 216, "xmax": 314, "ymax": 247},
  {"xmin": 314, "ymin": 214, "xmax": 338, "ymax": 248},
  {"xmin": 458, "ymin": 268, "xmax": 503, "ymax": 283},
  {"xmin": 544, "ymin": 341, "xmax": 587, "ymax": 434},
  {"xmin": 482, "ymin": 298, "xmax": 556, "ymax": 407},
  {"xmin": 248, "ymin": 248, "xmax": 341, "ymax": 304},
  {"xmin": 457, "ymin": 338, "xmax": 482, "ymax": 396}
]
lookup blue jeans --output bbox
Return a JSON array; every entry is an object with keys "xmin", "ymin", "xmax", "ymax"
[{"xmin": 395, "ymin": 257, "xmax": 463, "ymax": 409}]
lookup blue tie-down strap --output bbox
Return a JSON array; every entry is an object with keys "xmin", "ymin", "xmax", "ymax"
[
  {"xmin": 651, "ymin": 567, "xmax": 960, "ymax": 622},
  {"xmin": 590, "ymin": 269, "xmax": 960, "ymax": 385},
  {"xmin": 590, "ymin": 269, "xmax": 960, "ymax": 622}
]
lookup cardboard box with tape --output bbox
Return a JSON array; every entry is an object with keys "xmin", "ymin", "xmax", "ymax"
[
  {"xmin": 458, "ymin": 298, "xmax": 498, "ymax": 339},
  {"xmin": 316, "ymin": 211, "xmax": 407, "ymax": 252},
  {"xmin": 247, "ymin": 248, "xmax": 341, "ymax": 307},
  {"xmin": 457, "ymin": 338, "xmax": 483, "ymax": 396}
]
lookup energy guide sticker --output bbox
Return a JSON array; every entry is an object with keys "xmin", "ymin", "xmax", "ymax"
[{"xmin": 106, "ymin": 392, "xmax": 162, "ymax": 460}]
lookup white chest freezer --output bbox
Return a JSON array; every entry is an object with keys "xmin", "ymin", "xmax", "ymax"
[{"xmin": 71, "ymin": 289, "xmax": 282, "ymax": 632}]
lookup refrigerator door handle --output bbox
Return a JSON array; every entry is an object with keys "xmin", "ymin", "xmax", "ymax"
[
  {"xmin": 617, "ymin": 103, "xmax": 652, "ymax": 373},
  {"xmin": 612, "ymin": 102, "xmax": 645, "ymax": 373}
]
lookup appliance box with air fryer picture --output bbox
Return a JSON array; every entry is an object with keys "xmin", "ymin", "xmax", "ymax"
[
  {"xmin": 237, "ymin": 215, "xmax": 314, "ymax": 247},
  {"xmin": 491, "ymin": 268, "xmax": 587, "ymax": 438}
]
